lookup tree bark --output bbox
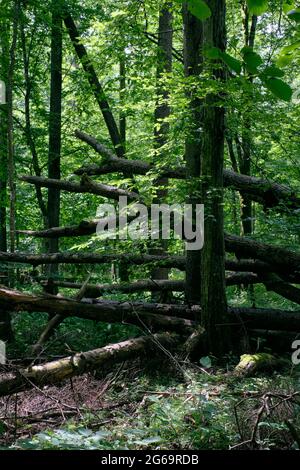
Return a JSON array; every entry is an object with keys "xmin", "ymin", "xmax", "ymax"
[
  {"xmin": 0, "ymin": 333, "xmax": 180, "ymax": 397},
  {"xmin": 74, "ymin": 131, "xmax": 300, "ymax": 212},
  {"xmin": 20, "ymin": 175, "xmax": 140, "ymax": 202},
  {"xmin": 151, "ymin": 3, "xmax": 173, "ymax": 296},
  {"xmin": 183, "ymin": 2, "xmax": 203, "ymax": 304},
  {"xmin": 0, "ymin": 287, "xmax": 197, "ymax": 332},
  {"xmin": 200, "ymin": 0, "xmax": 231, "ymax": 353},
  {"xmin": 46, "ymin": 0, "xmax": 63, "ymax": 296},
  {"xmin": 63, "ymin": 14, "xmax": 124, "ymax": 158},
  {"xmin": 0, "ymin": 250, "xmax": 185, "ymax": 269}
]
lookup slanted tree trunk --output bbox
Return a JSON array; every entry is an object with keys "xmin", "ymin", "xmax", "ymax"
[{"xmin": 200, "ymin": 0, "xmax": 231, "ymax": 353}]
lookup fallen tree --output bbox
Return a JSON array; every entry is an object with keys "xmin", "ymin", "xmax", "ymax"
[
  {"xmin": 1, "ymin": 287, "xmax": 300, "ymax": 333},
  {"xmin": 0, "ymin": 287, "xmax": 197, "ymax": 332},
  {"xmin": 228, "ymin": 306, "xmax": 300, "ymax": 332},
  {"xmin": 0, "ymin": 251, "xmax": 185, "ymax": 269},
  {"xmin": 74, "ymin": 130, "xmax": 300, "ymax": 211},
  {"xmin": 0, "ymin": 333, "xmax": 179, "ymax": 397},
  {"xmin": 225, "ymin": 233, "xmax": 300, "ymax": 272},
  {"xmin": 20, "ymin": 175, "xmax": 140, "ymax": 202},
  {"xmin": 6, "ymin": 233, "xmax": 300, "ymax": 278},
  {"xmin": 40, "ymin": 273, "xmax": 263, "ymax": 298}
]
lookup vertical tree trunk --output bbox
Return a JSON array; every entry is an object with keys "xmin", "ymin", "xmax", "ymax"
[
  {"xmin": 183, "ymin": 3, "xmax": 203, "ymax": 305},
  {"xmin": 7, "ymin": 0, "xmax": 19, "ymax": 258},
  {"xmin": 200, "ymin": 0, "xmax": 231, "ymax": 353},
  {"xmin": 0, "ymin": 1, "xmax": 19, "ymax": 341},
  {"xmin": 46, "ymin": 0, "xmax": 63, "ymax": 295},
  {"xmin": 240, "ymin": 4, "xmax": 257, "ymax": 236},
  {"xmin": 118, "ymin": 57, "xmax": 129, "ymax": 282},
  {"xmin": 151, "ymin": 3, "xmax": 173, "ymax": 300},
  {"xmin": 0, "ymin": 16, "xmax": 10, "ymax": 342},
  {"xmin": 0, "ymin": 22, "xmax": 8, "ymax": 255}
]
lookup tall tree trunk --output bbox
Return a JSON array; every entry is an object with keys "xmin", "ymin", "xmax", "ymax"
[
  {"xmin": 7, "ymin": 0, "xmax": 19, "ymax": 258},
  {"xmin": 46, "ymin": 0, "xmax": 63, "ymax": 295},
  {"xmin": 0, "ymin": 13, "xmax": 11, "ymax": 342},
  {"xmin": 151, "ymin": 3, "xmax": 173, "ymax": 299},
  {"xmin": 240, "ymin": 4, "xmax": 257, "ymax": 236},
  {"xmin": 200, "ymin": 0, "xmax": 231, "ymax": 353},
  {"xmin": 183, "ymin": 2, "xmax": 203, "ymax": 305}
]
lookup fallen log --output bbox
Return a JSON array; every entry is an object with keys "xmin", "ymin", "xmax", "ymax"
[
  {"xmin": 0, "ymin": 251, "xmax": 185, "ymax": 270},
  {"xmin": 75, "ymin": 130, "xmax": 300, "ymax": 211},
  {"xmin": 41, "ymin": 279, "xmax": 186, "ymax": 297},
  {"xmin": 0, "ymin": 333, "xmax": 179, "ymax": 397},
  {"xmin": 228, "ymin": 307, "xmax": 300, "ymax": 332},
  {"xmin": 40, "ymin": 273, "xmax": 262, "ymax": 298},
  {"xmin": 20, "ymin": 175, "xmax": 140, "ymax": 202},
  {"xmin": 234, "ymin": 353, "xmax": 278, "ymax": 377},
  {"xmin": 263, "ymin": 273, "xmax": 300, "ymax": 305},
  {"xmin": 225, "ymin": 233, "xmax": 300, "ymax": 273},
  {"xmin": 0, "ymin": 287, "xmax": 196, "ymax": 332}
]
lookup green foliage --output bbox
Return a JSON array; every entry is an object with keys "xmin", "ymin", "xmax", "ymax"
[
  {"xmin": 187, "ymin": 0, "xmax": 211, "ymax": 20},
  {"xmin": 287, "ymin": 8, "xmax": 300, "ymax": 22},
  {"xmin": 221, "ymin": 52, "xmax": 242, "ymax": 74},
  {"xmin": 246, "ymin": 0, "xmax": 268, "ymax": 15},
  {"xmin": 263, "ymin": 77, "xmax": 293, "ymax": 101},
  {"xmin": 242, "ymin": 47, "xmax": 263, "ymax": 74}
]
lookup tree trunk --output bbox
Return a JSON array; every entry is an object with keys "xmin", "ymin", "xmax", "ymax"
[
  {"xmin": 183, "ymin": 2, "xmax": 203, "ymax": 304},
  {"xmin": 0, "ymin": 287, "xmax": 197, "ymax": 332},
  {"xmin": 0, "ymin": 333, "xmax": 180, "ymax": 397},
  {"xmin": 151, "ymin": 3, "xmax": 173, "ymax": 297},
  {"xmin": 63, "ymin": 14, "xmax": 124, "ymax": 158},
  {"xmin": 74, "ymin": 131, "xmax": 300, "ymax": 212},
  {"xmin": 46, "ymin": 0, "xmax": 63, "ymax": 296},
  {"xmin": 200, "ymin": 0, "xmax": 231, "ymax": 353}
]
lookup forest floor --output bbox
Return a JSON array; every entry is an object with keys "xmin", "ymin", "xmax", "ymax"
[{"xmin": 0, "ymin": 357, "xmax": 299, "ymax": 450}]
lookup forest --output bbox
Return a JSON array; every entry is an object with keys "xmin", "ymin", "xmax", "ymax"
[{"xmin": 0, "ymin": 0, "xmax": 300, "ymax": 453}]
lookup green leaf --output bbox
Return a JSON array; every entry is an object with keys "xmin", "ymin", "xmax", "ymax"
[
  {"xmin": 277, "ymin": 41, "xmax": 300, "ymax": 66},
  {"xmin": 200, "ymin": 356, "xmax": 212, "ymax": 368},
  {"xmin": 262, "ymin": 66, "xmax": 285, "ymax": 78},
  {"xmin": 187, "ymin": 0, "xmax": 211, "ymax": 20},
  {"xmin": 283, "ymin": 1, "xmax": 295, "ymax": 14},
  {"xmin": 287, "ymin": 9, "xmax": 300, "ymax": 22},
  {"xmin": 264, "ymin": 78, "xmax": 293, "ymax": 101},
  {"xmin": 205, "ymin": 46, "xmax": 221, "ymax": 59},
  {"xmin": 220, "ymin": 52, "xmax": 242, "ymax": 74},
  {"xmin": 246, "ymin": 0, "xmax": 268, "ymax": 15},
  {"xmin": 242, "ymin": 47, "xmax": 263, "ymax": 74},
  {"xmin": 134, "ymin": 436, "xmax": 162, "ymax": 445}
]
